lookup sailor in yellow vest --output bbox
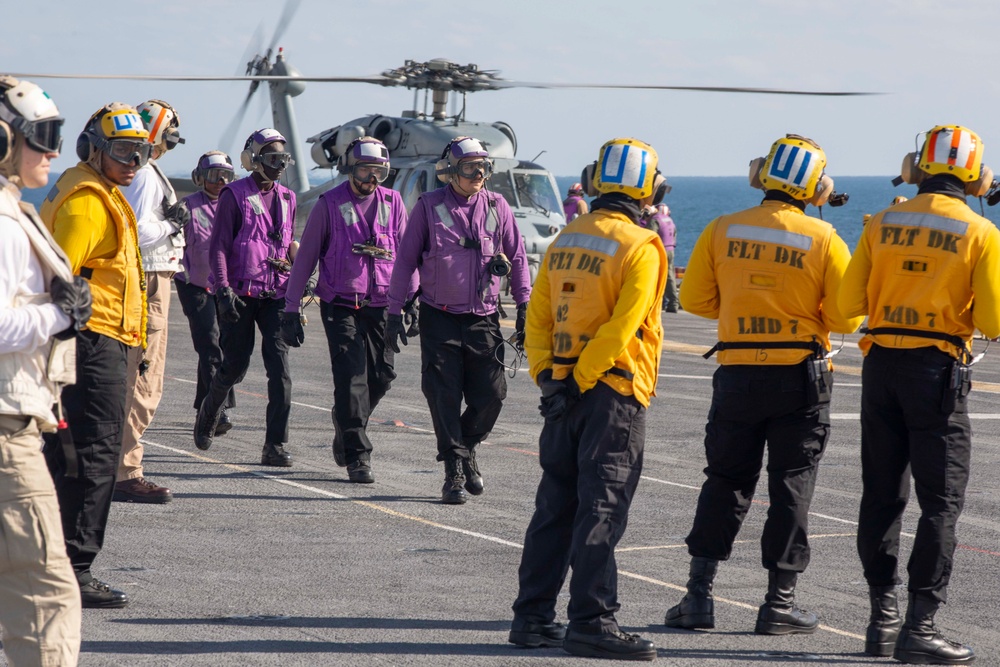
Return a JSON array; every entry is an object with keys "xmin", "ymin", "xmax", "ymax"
[
  {"xmin": 667, "ymin": 136, "xmax": 862, "ymax": 636},
  {"xmin": 41, "ymin": 103, "xmax": 150, "ymax": 610},
  {"xmin": 838, "ymin": 125, "xmax": 1000, "ymax": 664},
  {"xmin": 510, "ymin": 138, "xmax": 666, "ymax": 661},
  {"xmin": 0, "ymin": 75, "xmax": 85, "ymax": 667}
]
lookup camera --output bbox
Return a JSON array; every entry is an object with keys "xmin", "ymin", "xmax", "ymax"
[
  {"xmin": 488, "ymin": 252, "xmax": 511, "ymax": 277},
  {"xmin": 986, "ymin": 180, "xmax": 1000, "ymax": 207},
  {"xmin": 828, "ymin": 191, "xmax": 849, "ymax": 207}
]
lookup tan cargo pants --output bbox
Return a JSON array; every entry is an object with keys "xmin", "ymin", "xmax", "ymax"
[
  {"xmin": 0, "ymin": 415, "xmax": 81, "ymax": 667},
  {"xmin": 120, "ymin": 270, "xmax": 172, "ymax": 481}
]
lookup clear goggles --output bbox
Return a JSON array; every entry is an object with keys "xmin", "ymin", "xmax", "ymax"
[
  {"xmin": 352, "ymin": 162, "xmax": 390, "ymax": 183},
  {"xmin": 456, "ymin": 159, "xmax": 493, "ymax": 179},
  {"xmin": 256, "ymin": 152, "xmax": 294, "ymax": 170},
  {"xmin": 203, "ymin": 167, "xmax": 235, "ymax": 184},
  {"xmin": 105, "ymin": 139, "xmax": 152, "ymax": 167},
  {"xmin": 22, "ymin": 117, "xmax": 64, "ymax": 154}
]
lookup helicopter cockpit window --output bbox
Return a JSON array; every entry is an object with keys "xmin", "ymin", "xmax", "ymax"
[
  {"xmin": 514, "ymin": 172, "xmax": 561, "ymax": 216},
  {"xmin": 402, "ymin": 169, "xmax": 428, "ymax": 211},
  {"xmin": 486, "ymin": 170, "xmax": 517, "ymax": 208}
]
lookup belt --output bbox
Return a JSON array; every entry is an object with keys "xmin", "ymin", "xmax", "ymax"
[
  {"xmin": 552, "ymin": 355, "xmax": 634, "ymax": 381},
  {"xmin": 862, "ymin": 326, "xmax": 970, "ymax": 362},
  {"xmin": 703, "ymin": 340, "xmax": 822, "ymax": 360}
]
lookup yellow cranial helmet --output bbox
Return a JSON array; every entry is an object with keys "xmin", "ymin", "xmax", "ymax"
[
  {"xmin": 94, "ymin": 105, "xmax": 149, "ymax": 142},
  {"xmin": 918, "ymin": 125, "xmax": 984, "ymax": 183},
  {"xmin": 593, "ymin": 137, "xmax": 660, "ymax": 200},
  {"xmin": 759, "ymin": 135, "xmax": 828, "ymax": 202}
]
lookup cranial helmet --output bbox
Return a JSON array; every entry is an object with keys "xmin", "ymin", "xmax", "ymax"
[
  {"xmin": 749, "ymin": 134, "xmax": 833, "ymax": 206},
  {"xmin": 584, "ymin": 137, "xmax": 669, "ymax": 204},
  {"xmin": 240, "ymin": 128, "xmax": 287, "ymax": 172},
  {"xmin": 75, "ymin": 103, "xmax": 151, "ymax": 168},
  {"xmin": 435, "ymin": 136, "xmax": 492, "ymax": 183},
  {"xmin": 337, "ymin": 136, "xmax": 389, "ymax": 172},
  {"xmin": 136, "ymin": 99, "xmax": 183, "ymax": 152},
  {"xmin": 0, "ymin": 76, "xmax": 63, "ymax": 179},
  {"xmin": 895, "ymin": 125, "xmax": 993, "ymax": 197},
  {"xmin": 191, "ymin": 150, "xmax": 235, "ymax": 187},
  {"xmin": 568, "ymin": 182, "xmax": 584, "ymax": 196}
]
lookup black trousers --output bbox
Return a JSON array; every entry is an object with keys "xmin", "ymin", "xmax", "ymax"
[
  {"xmin": 174, "ymin": 278, "xmax": 235, "ymax": 411},
  {"xmin": 202, "ymin": 295, "xmax": 291, "ymax": 445},
  {"xmin": 857, "ymin": 345, "xmax": 971, "ymax": 604},
  {"xmin": 685, "ymin": 361, "xmax": 830, "ymax": 572},
  {"xmin": 43, "ymin": 329, "xmax": 128, "ymax": 582},
  {"xmin": 513, "ymin": 382, "xmax": 645, "ymax": 633},
  {"xmin": 418, "ymin": 304, "xmax": 506, "ymax": 461},
  {"xmin": 320, "ymin": 301, "xmax": 396, "ymax": 463}
]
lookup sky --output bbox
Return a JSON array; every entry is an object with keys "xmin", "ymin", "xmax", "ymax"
[{"xmin": 6, "ymin": 0, "xmax": 1000, "ymax": 181}]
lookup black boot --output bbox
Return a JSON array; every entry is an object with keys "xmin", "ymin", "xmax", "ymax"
[
  {"xmin": 462, "ymin": 447, "xmax": 484, "ymax": 496},
  {"xmin": 261, "ymin": 443, "xmax": 292, "ymax": 467},
  {"xmin": 441, "ymin": 458, "xmax": 468, "ymax": 505},
  {"xmin": 214, "ymin": 408, "xmax": 233, "ymax": 436},
  {"xmin": 665, "ymin": 557, "xmax": 718, "ymax": 629},
  {"xmin": 754, "ymin": 571, "xmax": 818, "ymax": 635},
  {"xmin": 893, "ymin": 594, "xmax": 975, "ymax": 664},
  {"xmin": 194, "ymin": 399, "xmax": 222, "ymax": 451},
  {"xmin": 865, "ymin": 585, "xmax": 902, "ymax": 657}
]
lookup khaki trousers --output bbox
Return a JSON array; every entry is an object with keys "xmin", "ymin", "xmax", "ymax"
[
  {"xmin": 119, "ymin": 270, "xmax": 172, "ymax": 480},
  {"xmin": 0, "ymin": 415, "xmax": 81, "ymax": 667}
]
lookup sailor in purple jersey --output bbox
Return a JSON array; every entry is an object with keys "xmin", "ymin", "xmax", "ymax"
[
  {"xmin": 174, "ymin": 151, "xmax": 237, "ymax": 431},
  {"xmin": 386, "ymin": 136, "xmax": 531, "ymax": 505},
  {"xmin": 282, "ymin": 137, "xmax": 416, "ymax": 484},
  {"xmin": 642, "ymin": 203, "xmax": 678, "ymax": 312},
  {"xmin": 562, "ymin": 182, "xmax": 588, "ymax": 222},
  {"xmin": 193, "ymin": 129, "xmax": 297, "ymax": 467}
]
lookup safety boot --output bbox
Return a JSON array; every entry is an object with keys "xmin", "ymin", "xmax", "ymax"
[
  {"xmin": 261, "ymin": 443, "xmax": 292, "ymax": 467},
  {"xmin": 194, "ymin": 400, "xmax": 221, "ymax": 451},
  {"xmin": 754, "ymin": 571, "xmax": 818, "ymax": 635},
  {"xmin": 865, "ymin": 585, "xmax": 902, "ymax": 657},
  {"xmin": 441, "ymin": 458, "xmax": 468, "ymax": 505},
  {"xmin": 665, "ymin": 556, "xmax": 718, "ymax": 629},
  {"xmin": 347, "ymin": 458, "xmax": 374, "ymax": 484},
  {"xmin": 214, "ymin": 408, "xmax": 233, "ymax": 436},
  {"xmin": 462, "ymin": 447, "xmax": 484, "ymax": 495},
  {"xmin": 893, "ymin": 594, "xmax": 975, "ymax": 664}
]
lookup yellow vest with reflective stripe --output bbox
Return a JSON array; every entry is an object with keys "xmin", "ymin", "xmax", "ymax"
[{"xmin": 41, "ymin": 164, "xmax": 146, "ymax": 348}]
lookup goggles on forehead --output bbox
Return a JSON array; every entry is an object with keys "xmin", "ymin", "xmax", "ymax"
[
  {"xmin": 457, "ymin": 159, "xmax": 493, "ymax": 179},
  {"xmin": 352, "ymin": 162, "xmax": 390, "ymax": 184},
  {"xmin": 22, "ymin": 117, "xmax": 64, "ymax": 154},
  {"xmin": 204, "ymin": 167, "xmax": 235, "ymax": 184},
  {"xmin": 104, "ymin": 139, "xmax": 152, "ymax": 167},
  {"xmin": 256, "ymin": 152, "xmax": 294, "ymax": 170}
]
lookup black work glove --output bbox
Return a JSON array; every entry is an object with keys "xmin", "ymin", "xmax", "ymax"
[
  {"xmin": 50, "ymin": 275, "xmax": 93, "ymax": 336},
  {"xmin": 161, "ymin": 196, "xmax": 191, "ymax": 233},
  {"xmin": 402, "ymin": 301, "xmax": 420, "ymax": 338},
  {"xmin": 513, "ymin": 302, "xmax": 527, "ymax": 352},
  {"xmin": 216, "ymin": 286, "xmax": 245, "ymax": 324},
  {"xmin": 537, "ymin": 369, "xmax": 581, "ymax": 422},
  {"xmin": 278, "ymin": 311, "xmax": 304, "ymax": 347},
  {"xmin": 385, "ymin": 313, "xmax": 407, "ymax": 354}
]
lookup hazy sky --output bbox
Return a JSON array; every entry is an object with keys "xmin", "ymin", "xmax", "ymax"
[{"xmin": 6, "ymin": 0, "xmax": 1000, "ymax": 179}]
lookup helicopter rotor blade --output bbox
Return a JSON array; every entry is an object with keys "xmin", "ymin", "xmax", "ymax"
[
  {"xmin": 267, "ymin": 0, "xmax": 302, "ymax": 54},
  {"xmin": 237, "ymin": 24, "xmax": 265, "ymax": 76},
  {"xmin": 218, "ymin": 86, "xmax": 259, "ymax": 158},
  {"xmin": 495, "ymin": 80, "xmax": 878, "ymax": 97},
  {"xmin": 4, "ymin": 72, "xmax": 390, "ymax": 84}
]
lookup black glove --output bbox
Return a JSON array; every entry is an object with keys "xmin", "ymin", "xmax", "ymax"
[
  {"xmin": 385, "ymin": 313, "xmax": 407, "ymax": 354},
  {"xmin": 538, "ymin": 369, "xmax": 581, "ymax": 422},
  {"xmin": 514, "ymin": 302, "xmax": 527, "ymax": 352},
  {"xmin": 278, "ymin": 311, "xmax": 304, "ymax": 347},
  {"xmin": 161, "ymin": 196, "xmax": 191, "ymax": 234},
  {"xmin": 216, "ymin": 286, "xmax": 245, "ymax": 324},
  {"xmin": 50, "ymin": 275, "xmax": 93, "ymax": 335},
  {"xmin": 402, "ymin": 301, "xmax": 420, "ymax": 338}
]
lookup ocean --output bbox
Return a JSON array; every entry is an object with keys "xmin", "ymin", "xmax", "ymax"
[
  {"xmin": 24, "ymin": 175, "xmax": 1000, "ymax": 270},
  {"xmin": 555, "ymin": 175, "xmax": 1000, "ymax": 268}
]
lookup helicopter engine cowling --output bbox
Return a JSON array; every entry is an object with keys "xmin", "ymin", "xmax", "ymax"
[{"xmin": 308, "ymin": 126, "xmax": 340, "ymax": 168}]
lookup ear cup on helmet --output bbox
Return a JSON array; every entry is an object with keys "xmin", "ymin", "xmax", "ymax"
[
  {"xmin": 810, "ymin": 174, "xmax": 834, "ymax": 207},
  {"xmin": 967, "ymin": 164, "xmax": 994, "ymax": 197},
  {"xmin": 75, "ymin": 131, "xmax": 92, "ymax": 162},
  {"xmin": 436, "ymin": 159, "xmax": 451, "ymax": 184},
  {"xmin": 0, "ymin": 120, "xmax": 11, "ymax": 165},
  {"xmin": 748, "ymin": 157, "xmax": 766, "ymax": 191},
  {"xmin": 580, "ymin": 162, "xmax": 599, "ymax": 197},
  {"xmin": 239, "ymin": 148, "xmax": 253, "ymax": 171},
  {"xmin": 650, "ymin": 172, "xmax": 670, "ymax": 205},
  {"xmin": 899, "ymin": 152, "xmax": 924, "ymax": 186},
  {"xmin": 191, "ymin": 168, "xmax": 202, "ymax": 187}
]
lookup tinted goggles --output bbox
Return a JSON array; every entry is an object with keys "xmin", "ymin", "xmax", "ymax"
[
  {"xmin": 204, "ymin": 167, "xmax": 235, "ymax": 184},
  {"xmin": 105, "ymin": 139, "xmax": 152, "ymax": 167},
  {"xmin": 256, "ymin": 152, "xmax": 294, "ymax": 170},
  {"xmin": 23, "ymin": 117, "xmax": 64, "ymax": 154},
  {"xmin": 457, "ymin": 159, "xmax": 493, "ymax": 179},
  {"xmin": 352, "ymin": 163, "xmax": 390, "ymax": 183}
]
